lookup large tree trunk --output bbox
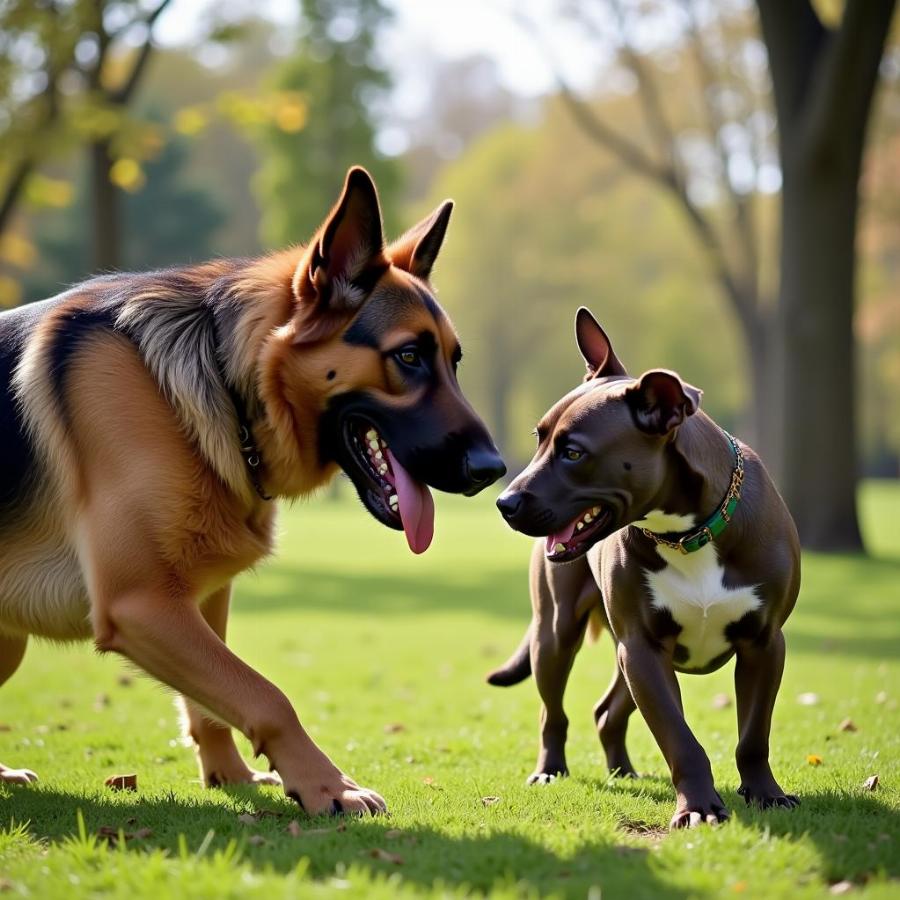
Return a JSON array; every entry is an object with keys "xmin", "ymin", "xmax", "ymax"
[
  {"xmin": 90, "ymin": 139, "xmax": 120, "ymax": 272},
  {"xmin": 777, "ymin": 158, "xmax": 862, "ymax": 549}
]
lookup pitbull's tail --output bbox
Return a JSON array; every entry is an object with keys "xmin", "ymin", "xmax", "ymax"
[{"xmin": 486, "ymin": 622, "xmax": 533, "ymax": 686}]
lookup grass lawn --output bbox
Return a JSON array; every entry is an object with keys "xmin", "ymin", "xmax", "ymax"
[{"xmin": 1, "ymin": 480, "xmax": 898, "ymax": 899}]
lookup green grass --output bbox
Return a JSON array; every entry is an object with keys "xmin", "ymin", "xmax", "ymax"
[{"xmin": 1, "ymin": 481, "xmax": 899, "ymax": 899}]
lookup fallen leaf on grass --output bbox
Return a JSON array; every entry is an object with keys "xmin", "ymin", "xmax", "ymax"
[
  {"xmin": 838, "ymin": 718, "xmax": 857, "ymax": 733},
  {"xmin": 874, "ymin": 691, "xmax": 887, "ymax": 704},
  {"xmin": 237, "ymin": 810, "xmax": 282, "ymax": 825},
  {"xmin": 797, "ymin": 692, "xmax": 820, "ymax": 706},
  {"xmin": 237, "ymin": 813, "xmax": 258, "ymax": 825},
  {"xmin": 369, "ymin": 848, "xmax": 403, "ymax": 865},
  {"xmin": 286, "ymin": 820, "xmax": 302, "ymax": 837},
  {"xmin": 247, "ymin": 835, "xmax": 266, "ymax": 846},
  {"xmin": 863, "ymin": 775, "xmax": 879, "ymax": 792},
  {"xmin": 807, "ymin": 755, "xmax": 823, "ymax": 766},
  {"xmin": 481, "ymin": 796, "xmax": 501, "ymax": 806},
  {"xmin": 0, "ymin": 724, "xmax": 10, "ymax": 732},
  {"xmin": 711, "ymin": 693, "xmax": 732, "ymax": 710},
  {"xmin": 117, "ymin": 674, "xmax": 134, "ymax": 687},
  {"xmin": 96, "ymin": 825, "xmax": 152, "ymax": 845},
  {"xmin": 383, "ymin": 723, "xmax": 405, "ymax": 734},
  {"xmin": 830, "ymin": 881, "xmax": 854, "ymax": 895},
  {"xmin": 384, "ymin": 829, "xmax": 403, "ymax": 839},
  {"xmin": 94, "ymin": 693, "xmax": 111, "ymax": 711},
  {"xmin": 105, "ymin": 773, "xmax": 137, "ymax": 791}
]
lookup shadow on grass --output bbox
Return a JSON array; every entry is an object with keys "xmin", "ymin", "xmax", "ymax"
[
  {"xmin": 590, "ymin": 773, "xmax": 900, "ymax": 885},
  {"xmin": 3, "ymin": 784, "xmax": 693, "ymax": 899}
]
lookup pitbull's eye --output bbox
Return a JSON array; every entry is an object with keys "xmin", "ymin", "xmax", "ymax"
[
  {"xmin": 563, "ymin": 447, "xmax": 584, "ymax": 462},
  {"xmin": 395, "ymin": 346, "xmax": 421, "ymax": 368}
]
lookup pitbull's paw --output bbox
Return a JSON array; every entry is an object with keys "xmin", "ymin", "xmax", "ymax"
[
  {"xmin": 0, "ymin": 763, "xmax": 38, "ymax": 785},
  {"xmin": 671, "ymin": 786, "xmax": 729, "ymax": 829},
  {"xmin": 738, "ymin": 783, "xmax": 800, "ymax": 810}
]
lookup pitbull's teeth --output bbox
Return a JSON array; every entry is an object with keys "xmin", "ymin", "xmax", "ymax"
[
  {"xmin": 584, "ymin": 513, "xmax": 593, "ymax": 524},
  {"xmin": 375, "ymin": 450, "xmax": 383, "ymax": 460},
  {"xmin": 369, "ymin": 440, "xmax": 379, "ymax": 451},
  {"xmin": 553, "ymin": 542, "xmax": 566, "ymax": 553},
  {"xmin": 379, "ymin": 463, "xmax": 388, "ymax": 475},
  {"xmin": 366, "ymin": 429, "xmax": 377, "ymax": 441},
  {"xmin": 389, "ymin": 494, "xmax": 398, "ymax": 506},
  {"xmin": 576, "ymin": 522, "xmax": 584, "ymax": 531},
  {"xmin": 592, "ymin": 506, "xmax": 601, "ymax": 515}
]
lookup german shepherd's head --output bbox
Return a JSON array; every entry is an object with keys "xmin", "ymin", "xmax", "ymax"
[{"xmin": 258, "ymin": 167, "xmax": 504, "ymax": 553}]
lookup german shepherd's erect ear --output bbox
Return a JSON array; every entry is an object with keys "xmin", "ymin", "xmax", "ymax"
[
  {"xmin": 387, "ymin": 201, "xmax": 453, "ymax": 281},
  {"xmin": 292, "ymin": 167, "xmax": 389, "ymax": 345}
]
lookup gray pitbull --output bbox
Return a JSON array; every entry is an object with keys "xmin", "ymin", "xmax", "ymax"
[{"xmin": 491, "ymin": 308, "xmax": 800, "ymax": 829}]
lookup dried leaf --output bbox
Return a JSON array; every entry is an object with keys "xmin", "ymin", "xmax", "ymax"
[
  {"xmin": 117, "ymin": 674, "xmax": 134, "ymax": 687},
  {"xmin": 863, "ymin": 775, "xmax": 879, "ymax": 792},
  {"xmin": 875, "ymin": 691, "xmax": 888, "ymax": 704},
  {"xmin": 132, "ymin": 828, "xmax": 152, "ymax": 839},
  {"xmin": 105, "ymin": 773, "xmax": 137, "ymax": 791},
  {"xmin": 383, "ymin": 723, "xmax": 405, "ymax": 734},
  {"xmin": 797, "ymin": 692, "xmax": 820, "ymax": 706},
  {"xmin": 369, "ymin": 848, "xmax": 403, "ymax": 865},
  {"xmin": 807, "ymin": 754, "xmax": 824, "ymax": 766},
  {"xmin": 712, "ymin": 693, "xmax": 732, "ymax": 710},
  {"xmin": 422, "ymin": 776, "xmax": 434, "ymax": 785},
  {"xmin": 94, "ymin": 693, "xmax": 111, "ymax": 711},
  {"xmin": 829, "ymin": 881, "xmax": 854, "ymax": 895},
  {"xmin": 286, "ymin": 820, "xmax": 302, "ymax": 837},
  {"xmin": 838, "ymin": 718, "xmax": 857, "ymax": 733},
  {"xmin": 237, "ymin": 813, "xmax": 258, "ymax": 825},
  {"xmin": 247, "ymin": 835, "xmax": 266, "ymax": 846},
  {"xmin": 384, "ymin": 828, "xmax": 403, "ymax": 839},
  {"xmin": 481, "ymin": 796, "xmax": 501, "ymax": 806}
]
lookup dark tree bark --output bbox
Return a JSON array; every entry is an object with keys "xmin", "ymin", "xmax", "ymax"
[
  {"xmin": 758, "ymin": 0, "xmax": 896, "ymax": 550},
  {"xmin": 90, "ymin": 139, "xmax": 120, "ymax": 271}
]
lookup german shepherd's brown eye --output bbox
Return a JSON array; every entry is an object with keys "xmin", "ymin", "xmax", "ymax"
[{"xmin": 395, "ymin": 347, "xmax": 421, "ymax": 367}]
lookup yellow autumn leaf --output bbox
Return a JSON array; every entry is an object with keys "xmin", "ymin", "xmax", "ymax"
[
  {"xmin": 173, "ymin": 107, "xmax": 208, "ymax": 136},
  {"xmin": 807, "ymin": 754, "xmax": 823, "ymax": 766},
  {"xmin": 0, "ymin": 233, "xmax": 37, "ymax": 269},
  {"xmin": 25, "ymin": 175, "xmax": 73, "ymax": 209},
  {"xmin": 109, "ymin": 158, "xmax": 145, "ymax": 193},
  {"xmin": 273, "ymin": 95, "xmax": 307, "ymax": 133},
  {"xmin": 0, "ymin": 276, "xmax": 23, "ymax": 308}
]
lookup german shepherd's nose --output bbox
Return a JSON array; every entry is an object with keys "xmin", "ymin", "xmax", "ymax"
[{"xmin": 464, "ymin": 447, "xmax": 506, "ymax": 494}]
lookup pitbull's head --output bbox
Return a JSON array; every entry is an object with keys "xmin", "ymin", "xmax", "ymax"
[{"xmin": 496, "ymin": 308, "xmax": 702, "ymax": 562}]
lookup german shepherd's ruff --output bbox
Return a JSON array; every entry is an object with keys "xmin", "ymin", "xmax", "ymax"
[{"xmin": 0, "ymin": 167, "xmax": 504, "ymax": 815}]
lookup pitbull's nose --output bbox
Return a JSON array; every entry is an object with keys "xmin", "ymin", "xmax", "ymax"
[
  {"xmin": 465, "ymin": 447, "xmax": 506, "ymax": 491},
  {"xmin": 496, "ymin": 491, "xmax": 524, "ymax": 521}
]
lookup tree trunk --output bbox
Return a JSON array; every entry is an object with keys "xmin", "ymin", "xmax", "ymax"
[
  {"xmin": 776, "ymin": 157, "xmax": 863, "ymax": 550},
  {"xmin": 91, "ymin": 139, "xmax": 120, "ymax": 272},
  {"xmin": 744, "ymin": 315, "xmax": 781, "ymax": 481}
]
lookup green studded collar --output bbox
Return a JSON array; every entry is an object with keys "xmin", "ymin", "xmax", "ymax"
[{"xmin": 637, "ymin": 431, "xmax": 745, "ymax": 554}]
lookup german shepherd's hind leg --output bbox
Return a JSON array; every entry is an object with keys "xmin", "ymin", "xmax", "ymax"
[
  {"xmin": 93, "ymin": 589, "xmax": 385, "ymax": 816},
  {"xmin": 180, "ymin": 586, "xmax": 280, "ymax": 789},
  {"xmin": 593, "ymin": 660, "xmax": 638, "ymax": 778},
  {"xmin": 0, "ymin": 632, "xmax": 38, "ymax": 784}
]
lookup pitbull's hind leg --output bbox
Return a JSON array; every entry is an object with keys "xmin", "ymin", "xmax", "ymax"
[
  {"xmin": 0, "ymin": 632, "xmax": 38, "ymax": 784},
  {"xmin": 593, "ymin": 660, "xmax": 638, "ymax": 778}
]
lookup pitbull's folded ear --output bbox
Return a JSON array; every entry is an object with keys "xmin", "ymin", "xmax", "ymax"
[
  {"xmin": 575, "ymin": 307, "xmax": 627, "ymax": 379},
  {"xmin": 626, "ymin": 369, "xmax": 702, "ymax": 435}
]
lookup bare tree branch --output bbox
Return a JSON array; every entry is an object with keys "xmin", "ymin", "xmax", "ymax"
[
  {"xmin": 111, "ymin": 0, "xmax": 175, "ymax": 104},
  {"xmin": 679, "ymin": 0, "xmax": 759, "ymax": 298}
]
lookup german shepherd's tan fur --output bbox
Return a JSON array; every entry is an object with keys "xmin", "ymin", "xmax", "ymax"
[{"xmin": 0, "ymin": 167, "xmax": 503, "ymax": 814}]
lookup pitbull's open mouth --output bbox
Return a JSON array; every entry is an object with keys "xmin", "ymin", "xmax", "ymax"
[
  {"xmin": 545, "ymin": 504, "xmax": 613, "ymax": 562},
  {"xmin": 345, "ymin": 419, "xmax": 435, "ymax": 554}
]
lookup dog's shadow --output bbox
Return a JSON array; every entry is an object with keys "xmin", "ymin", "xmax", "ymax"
[
  {"xmin": 590, "ymin": 773, "xmax": 900, "ymax": 885},
  {"xmin": 5, "ymin": 778, "xmax": 899, "ymax": 895},
  {"xmin": 3, "ymin": 783, "xmax": 691, "ymax": 899}
]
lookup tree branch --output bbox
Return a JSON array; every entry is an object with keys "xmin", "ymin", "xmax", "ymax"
[
  {"xmin": 756, "ymin": 0, "xmax": 825, "ymax": 138},
  {"xmin": 110, "ymin": 0, "xmax": 174, "ymax": 104},
  {"xmin": 805, "ymin": 0, "xmax": 897, "ymax": 157}
]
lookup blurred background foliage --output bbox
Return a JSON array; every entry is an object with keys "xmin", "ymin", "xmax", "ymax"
[{"xmin": 0, "ymin": 0, "xmax": 897, "ymax": 489}]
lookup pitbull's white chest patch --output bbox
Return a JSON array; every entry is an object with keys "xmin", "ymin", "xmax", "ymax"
[{"xmin": 642, "ymin": 520, "xmax": 761, "ymax": 669}]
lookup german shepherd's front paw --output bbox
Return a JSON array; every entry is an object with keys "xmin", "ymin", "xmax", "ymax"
[
  {"xmin": 285, "ymin": 772, "xmax": 387, "ymax": 817},
  {"xmin": 671, "ymin": 784, "xmax": 729, "ymax": 828},
  {"xmin": 0, "ymin": 763, "xmax": 39, "ymax": 784}
]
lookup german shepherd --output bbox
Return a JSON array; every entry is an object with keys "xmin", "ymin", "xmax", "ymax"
[{"xmin": 0, "ymin": 167, "xmax": 504, "ymax": 815}]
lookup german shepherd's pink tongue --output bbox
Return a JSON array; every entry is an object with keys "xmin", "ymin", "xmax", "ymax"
[
  {"xmin": 386, "ymin": 450, "xmax": 435, "ymax": 554},
  {"xmin": 545, "ymin": 519, "xmax": 578, "ymax": 555}
]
